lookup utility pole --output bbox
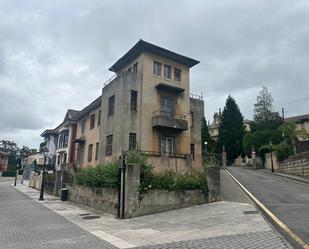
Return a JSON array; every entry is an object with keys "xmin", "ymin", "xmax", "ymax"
[{"xmin": 282, "ymin": 107, "xmax": 285, "ymax": 142}]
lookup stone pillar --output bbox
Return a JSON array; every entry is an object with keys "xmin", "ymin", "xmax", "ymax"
[
  {"xmin": 206, "ymin": 165, "xmax": 221, "ymax": 203},
  {"xmin": 124, "ymin": 163, "xmax": 140, "ymax": 218},
  {"xmin": 222, "ymin": 146, "xmax": 227, "ymax": 169}
]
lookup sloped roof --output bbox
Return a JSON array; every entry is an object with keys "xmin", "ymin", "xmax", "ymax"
[
  {"xmin": 76, "ymin": 96, "xmax": 102, "ymax": 120},
  {"xmin": 285, "ymin": 114, "xmax": 309, "ymax": 122},
  {"xmin": 109, "ymin": 39, "xmax": 200, "ymax": 72},
  {"xmin": 41, "ymin": 129, "xmax": 57, "ymax": 137}
]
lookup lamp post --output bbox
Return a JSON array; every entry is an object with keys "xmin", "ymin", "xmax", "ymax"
[
  {"xmin": 39, "ymin": 146, "xmax": 49, "ymax": 201},
  {"xmin": 269, "ymin": 141, "xmax": 274, "ymax": 173},
  {"xmin": 204, "ymin": 141, "xmax": 208, "ymax": 153}
]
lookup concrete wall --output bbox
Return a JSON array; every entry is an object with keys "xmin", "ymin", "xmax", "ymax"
[
  {"xmin": 264, "ymin": 152, "xmax": 279, "ymax": 171},
  {"xmin": 147, "ymin": 155, "xmax": 192, "ymax": 173},
  {"xmin": 133, "ymin": 189, "xmax": 207, "ymax": 217},
  {"xmin": 279, "ymin": 158, "xmax": 309, "ymax": 177},
  {"xmin": 76, "ymin": 107, "xmax": 101, "ymax": 168},
  {"xmin": 67, "ymin": 185, "xmax": 118, "ymax": 215}
]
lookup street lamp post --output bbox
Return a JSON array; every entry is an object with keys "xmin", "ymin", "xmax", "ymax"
[
  {"xmin": 39, "ymin": 146, "xmax": 49, "ymax": 201},
  {"xmin": 269, "ymin": 141, "xmax": 274, "ymax": 173},
  {"xmin": 204, "ymin": 141, "xmax": 208, "ymax": 153}
]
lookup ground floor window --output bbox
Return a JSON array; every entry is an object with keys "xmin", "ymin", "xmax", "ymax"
[
  {"xmin": 88, "ymin": 144, "xmax": 93, "ymax": 162},
  {"xmin": 190, "ymin": 143, "xmax": 195, "ymax": 160},
  {"xmin": 160, "ymin": 137, "xmax": 174, "ymax": 155},
  {"xmin": 129, "ymin": 133, "xmax": 137, "ymax": 150}
]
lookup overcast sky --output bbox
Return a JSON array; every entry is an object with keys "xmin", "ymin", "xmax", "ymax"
[{"xmin": 1, "ymin": 0, "xmax": 309, "ymax": 149}]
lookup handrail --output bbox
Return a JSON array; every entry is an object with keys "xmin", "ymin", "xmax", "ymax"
[
  {"xmin": 152, "ymin": 110, "xmax": 187, "ymax": 120},
  {"xmin": 190, "ymin": 93, "xmax": 204, "ymax": 100},
  {"xmin": 103, "ymin": 74, "xmax": 117, "ymax": 88}
]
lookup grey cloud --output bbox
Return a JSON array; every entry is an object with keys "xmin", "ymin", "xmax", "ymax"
[{"xmin": 0, "ymin": 0, "xmax": 309, "ymax": 147}]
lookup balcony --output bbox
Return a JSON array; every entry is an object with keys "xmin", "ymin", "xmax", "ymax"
[{"xmin": 152, "ymin": 110, "xmax": 188, "ymax": 131}]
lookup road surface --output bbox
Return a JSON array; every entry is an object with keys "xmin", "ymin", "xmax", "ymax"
[{"xmin": 228, "ymin": 167, "xmax": 309, "ymax": 248}]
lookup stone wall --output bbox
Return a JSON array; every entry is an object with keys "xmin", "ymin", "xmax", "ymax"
[
  {"xmin": 279, "ymin": 158, "xmax": 309, "ymax": 177},
  {"xmin": 264, "ymin": 153, "xmax": 279, "ymax": 171},
  {"xmin": 147, "ymin": 155, "xmax": 192, "ymax": 173},
  {"xmin": 67, "ymin": 185, "xmax": 118, "ymax": 215},
  {"xmin": 133, "ymin": 189, "xmax": 207, "ymax": 217}
]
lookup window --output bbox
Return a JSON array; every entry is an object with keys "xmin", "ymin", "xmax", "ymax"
[
  {"xmin": 190, "ymin": 144, "xmax": 195, "ymax": 160},
  {"xmin": 190, "ymin": 111, "xmax": 194, "ymax": 128},
  {"xmin": 164, "ymin": 64, "xmax": 171, "ymax": 79},
  {"xmin": 98, "ymin": 110, "xmax": 101, "ymax": 126},
  {"xmin": 127, "ymin": 67, "xmax": 132, "ymax": 72},
  {"xmin": 58, "ymin": 130, "xmax": 69, "ymax": 148},
  {"xmin": 160, "ymin": 137, "xmax": 174, "ymax": 155},
  {"xmin": 57, "ymin": 155, "xmax": 60, "ymax": 165},
  {"xmin": 129, "ymin": 133, "xmax": 137, "ymax": 150},
  {"xmin": 63, "ymin": 153, "xmax": 67, "ymax": 164},
  {"xmin": 130, "ymin": 90, "xmax": 138, "ymax": 111},
  {"xmin": 88, "ymin": 144, "xmax": 93, "ymax": 162},
  {"xmin": 108, "ymin": 95, "xmax": 115, "ymax": 116},
  {"xmin": 81, "ymin": 119, "xmax": 86, "ymax": 134},
  {"xmin": 90, "ymin": 114, "xmax": 95, "ymax": 129},
  {"xmin": 174, "ymin": 68, "xmax": 181, "ymax": 82},
  {"xmin": 161, "ymin": 96, "xmax": 174, "ymax": 116},
  {"xmin": 133, "ymin": 62, "xmax": 138, "ymax": 74},
  {"xmin": 105, "ymin": 135, "xmax": 113, "ymax": 156},
  {"xmin": 95, "ymin": 142, "xmax": 99, "ymax": 160},
  {"xmin": 153, "ymin": 61, "xmax": 161, "ymax": 76},
  {"xmin": 301, "ymin": 122, "xmax": 305, "ymax": 130}
]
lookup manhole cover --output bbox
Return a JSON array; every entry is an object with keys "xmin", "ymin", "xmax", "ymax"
[
  {"xmin": 82, "ymin": 215, "xmax": 101, "ymax": 220},
  {"xmin": 243, "ymin": 210, "xmax": 258, "ymax": 214},
  {"xmin": 79, "ymin": 213, "xmax": 91, "ymax": 216}
]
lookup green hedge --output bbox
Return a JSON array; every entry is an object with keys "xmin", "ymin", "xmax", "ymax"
[{"xmin": 2, "ymin": 171, "xmax": 17, "ymax": 177}]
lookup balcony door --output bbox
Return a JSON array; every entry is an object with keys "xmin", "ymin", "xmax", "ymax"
[{"xmin": 161, "ymin": 96, "xmax": 174, "ymax": 117}]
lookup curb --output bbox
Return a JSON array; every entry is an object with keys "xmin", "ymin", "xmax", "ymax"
[
  {"xmin": 226, "ymin": 169, "xmax": 309, "ymax": 249},
  {"xmin": 260, "ymin": 169, "xmax": 309, "ymax": 185}
]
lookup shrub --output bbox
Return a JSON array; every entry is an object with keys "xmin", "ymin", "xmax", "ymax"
[
  {"xmin": 276, "ymin": 144, "xmax": 294, "ymax": 161},
  {"xmin": 2, "ymin": 170, "xmax": 17, "ymax": 177},
  {"xmin": 75, "ymin": 163, "xmax": 119, "ymax": 188}
]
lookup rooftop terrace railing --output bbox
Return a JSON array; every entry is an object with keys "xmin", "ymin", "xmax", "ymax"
[{"xmin": 190, "ymin": 93, "xmax": 204, "ymax": 100}]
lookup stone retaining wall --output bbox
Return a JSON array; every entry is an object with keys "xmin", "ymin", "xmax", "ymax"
[
  {"xmin": 279, "ymin": 159, "xmax": 309, "ymax": 177},
  {"xmin": 67, "ymin": 185, "xmax": 119, "ymax": 215}
]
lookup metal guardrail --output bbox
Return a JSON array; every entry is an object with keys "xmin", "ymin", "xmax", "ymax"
[
  {"xmin": 103, "ymin": 74, "xmax": 117, "ymax": 88},
  {"xmin": 190, "ymin": 93, "xmax": 204, "ymax": 100},
  {"xmin": 152, "ymin": 110, "xmax": 187, "ymax": 120}
]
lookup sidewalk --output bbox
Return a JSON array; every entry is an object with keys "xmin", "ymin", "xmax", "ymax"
[
  {"xmin": 15, "ymin": 183, "xmax": 291, "ymax": 248},
  {"xmin": 260, "ymin": 169, "xmax": 309, "ymax": 184}
]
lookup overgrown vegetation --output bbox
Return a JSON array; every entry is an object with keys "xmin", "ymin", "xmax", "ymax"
[
  {"xmin": 74, "ymin": 163, "xmax": 119, "ymax": 188},
  {"xmin": 74, "ymin": 151, "xmax": 208, "ymax": 198}
]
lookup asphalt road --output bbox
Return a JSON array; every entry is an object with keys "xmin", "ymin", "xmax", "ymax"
[{"xmin": 228, "ymin": 167, "xmax": 309, "ymax": 248}]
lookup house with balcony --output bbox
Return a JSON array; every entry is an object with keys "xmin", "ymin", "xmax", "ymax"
[
  {"xmin": 98, "ymin": 40, "xmax": 204, "ymax": 172},
  {"xmin": 40, "ymin": 129, "xmax": 58, "ymax": 169},
  {"xmin": 74, "ymin": 96, "xmax": 101, "ymax": 168},
  {"xmin": 54, "ymin": 109, "xmax": 79, "ymax": 171}
]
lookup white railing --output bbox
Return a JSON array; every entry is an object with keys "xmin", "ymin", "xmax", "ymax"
[{"xmin": 190, "ymin": 93, "xmax": 204, "ymax": 100}]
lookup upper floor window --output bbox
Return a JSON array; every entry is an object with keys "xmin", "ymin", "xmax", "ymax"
[
  {"xmin": 81, "ymin": 119, "xmax": 86, "ymax": 134},
  {"xmin": 164, "ymin": 64, "xmax": 172, "ymax": 79},
  {"xmin": 174, "ymin": 68, "xmax": 181, "ymax": 82},
  {"xmin": 190, "ymin": 111, "xmax": 194, "ymax": 128},
  {"xmin": 90, "ymin": 114, "xmax": 95, "ymax": 129},
  {"xmin": 133, "ymin": 62, "xmax": 138, "ymax": 74},
  {"xmin": 58, "ymin": 130, "xmax": 69, "ymax": 148},
  {"xmin": 131, "ymin": 90, "xmax": 137, "ymax": 111},
  {"xmin": 108, "ymin": 95, "xmax": 115, "ymax": 116},
  {"xmin": 98, "ymin": 110, "xmax": 101, "ymax": 126},
  {"xmin": 127, "ymin": 67, "xmax": 132, "ymax": 72},
  {"xmin": 105, "ymin": 135, "xmax": 113, "ymax": 156},
  {"xmin": 190, "ymin": 144, "xmax": 195, "ymax": 160},
  {"xmin": 153, "ymin": 61, "xmax": 161, "ymax": 76}
]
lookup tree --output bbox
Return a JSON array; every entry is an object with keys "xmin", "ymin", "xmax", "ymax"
[
  {"xmin": 217, "ymin": 96, "xmax": 244, "ymax": 164},
  {"xmin": 253, "ymin": 86, "xmax": 282, "ymax": 128},
  {"xmin": 201, "ymin": 116, "xmax": 214, "ymax": 154},
  {"xmin": 0, "ymin": 140, "xmax": 19, "ymax": 169}
]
